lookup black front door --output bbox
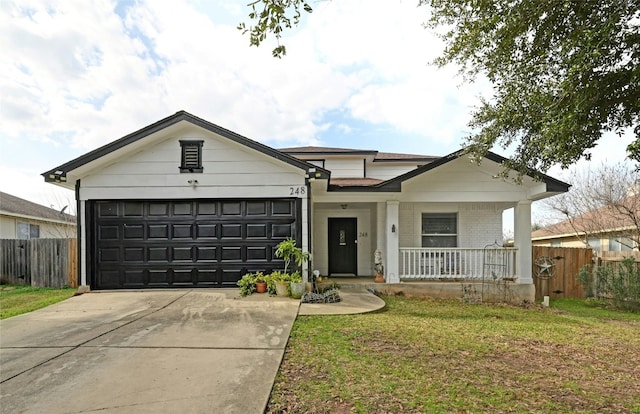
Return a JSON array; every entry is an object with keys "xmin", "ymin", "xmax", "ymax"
[{"xmin": 328, "ymin": 218, "xmax": 357, "ymax": 275}]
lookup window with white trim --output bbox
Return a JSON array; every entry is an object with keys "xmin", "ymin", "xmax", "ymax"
[
  {"xmin": 421, "ymin": 213, "xmax": 457, "ymax": 247},
  {"xmin": 179, "ymin": 140, "xmax": 204, "ymax": 173},
  {"xmin": 609, "ymin": 237, "xmax": 633, "ymax": 251},
  {"xmin": 17, "ymin": 222, "xmax": 40, "ymax": 239}
]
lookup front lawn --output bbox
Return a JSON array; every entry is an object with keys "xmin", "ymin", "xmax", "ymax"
[
  {"xmin": 268, "ymin": 297, "xmax": 640, "ymax": 413},
  {"xmin": 0, "ymin": 285, "xmax": 76, "ymax": 319}
]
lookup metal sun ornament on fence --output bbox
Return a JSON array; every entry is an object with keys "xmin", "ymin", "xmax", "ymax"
[{"xmin": 534, "ymin": 256, "xmax": 556, "ymax": 280}]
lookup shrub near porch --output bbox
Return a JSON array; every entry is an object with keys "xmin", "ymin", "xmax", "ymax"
[{"xmin": 267, "ymin": 297, "xmax": 640, "ymax": 413}]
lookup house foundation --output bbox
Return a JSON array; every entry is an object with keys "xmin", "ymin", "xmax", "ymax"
[{"xmin": 352, "ymin": 281, "xmax": 536, "ymax": 304}]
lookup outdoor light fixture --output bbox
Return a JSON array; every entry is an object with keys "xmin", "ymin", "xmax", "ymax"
[{"xmin": 391, "ymin": 224, "xmax": 396, "ymax": 233}]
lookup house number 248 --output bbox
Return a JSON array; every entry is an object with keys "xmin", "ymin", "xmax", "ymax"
[{"xmin": 289, "ymin": 186, "xmax": 306, "ymax": 196}]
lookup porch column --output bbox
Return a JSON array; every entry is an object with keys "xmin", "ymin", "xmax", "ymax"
[
  {"xmin": 514, "ymin": 200, "xmax": 533, "ymax": 284},
  {"xmin": 376, "ymin": 201, "xmax": 386, "ymax": 264},
  {"xmin": 386, "ymin": 200, "xmax": 400, "ymax": 283}
]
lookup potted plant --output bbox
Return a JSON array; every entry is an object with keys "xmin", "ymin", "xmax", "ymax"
[
  {"xmin": 237, "ymin": 273, "xmax": 257, "ymax": 297},
  {"xmin": 270, "ymin": 271, "xmax": 291, "ymax": 296},
  {"xmin": 290, "ymin": 271, "xmax": 306, "ymax": 299},
  {"xmin": 255, "ymin": 272, "xmax": 268, "ymax": 293},
  {"xmin": 275, "ymin": 238, "xmax": 311, "ymax": 274}
]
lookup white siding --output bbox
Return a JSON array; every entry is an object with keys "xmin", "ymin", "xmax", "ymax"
[
  {"xmin": 399, "ymin": 202, "xmax": 506, "ymax": 248},
  {"xmin": 79, "ymin": 125, "xmax": 307, "ymax": 200},
  {"xmin": 367, "ymin": 164, "xmax": 418, "ymax": 181},
  {"xmin": 401, "ymin": 158, "xmax": 531, "ymax": 202},
  {"xmin": 324, "ymin": 159, "xmax": 364, "ymax": 178}
]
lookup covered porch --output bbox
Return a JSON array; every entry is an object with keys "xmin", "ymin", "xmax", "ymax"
[{"xmin": 309, "ymin": 200, "xmax": 532, "ymax": 284}]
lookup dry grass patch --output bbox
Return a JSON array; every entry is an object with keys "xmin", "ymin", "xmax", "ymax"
[{"xmin": 267, "ymin": 297, "xmax": 640, "ymax": 413}]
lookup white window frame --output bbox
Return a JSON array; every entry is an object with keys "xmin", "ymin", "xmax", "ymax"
[{"xmin": 421, "ymin": 213, "xmax": 458, "ymax": 248}]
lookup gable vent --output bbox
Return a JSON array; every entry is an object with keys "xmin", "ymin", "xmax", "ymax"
[{"xmin": 179, "ymin": 140, "xmax": 204, "ymax": 173}]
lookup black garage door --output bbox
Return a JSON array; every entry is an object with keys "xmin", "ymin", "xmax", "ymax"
[{"xmin": 89, "ymin": 199, "xmax": 300, "ymax": 289}]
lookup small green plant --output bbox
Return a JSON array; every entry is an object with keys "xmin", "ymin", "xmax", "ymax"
[
  {"xmin": 290, "ymin": 271, "xmax": 302, "ymax": 283},
  {"xmin": 237, "ymin": 273, "xmax": 257, "ymax": 297},
  {"xmin": 578, "ymin": 258, "xmax": 640, "ymax": 312},
  {"xmin": 275, "ymin": 238, "xmax": 311, "ymax": 274}
]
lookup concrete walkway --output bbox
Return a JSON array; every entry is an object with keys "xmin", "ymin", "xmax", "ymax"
[
  {"xmin": 0, "ymin": 290, "xmax": 299, "ymax": 414},
  {"xmin": 0, "ymin": 287, "xmax": 383, "ymax": 414},
  {"xmin": 298, "ymin": 286, "xmax": 386, "ymax": 315}
]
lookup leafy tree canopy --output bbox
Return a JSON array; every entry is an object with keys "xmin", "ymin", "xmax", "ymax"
[{"xmin": 240, "ymin": 0, "xmax": 640, "ymax": 175}]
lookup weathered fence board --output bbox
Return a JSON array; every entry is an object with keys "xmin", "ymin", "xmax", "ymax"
[
  {"xmin": 532, "ymin": 246, "xmax": 593, "ymax": 300},
  {"xmin": 0, "ymin": 239, "xmax": 77, "ymax": 288}
]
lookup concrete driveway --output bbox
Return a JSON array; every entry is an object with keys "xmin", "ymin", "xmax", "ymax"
[{"xmin": 0, "ymin": 290, "xmax": 300, "ymax": 414}]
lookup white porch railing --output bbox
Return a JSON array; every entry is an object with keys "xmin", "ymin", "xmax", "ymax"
[{"xmin": 399, "ymin": 248, "xmax": 517, "ymax": 280}]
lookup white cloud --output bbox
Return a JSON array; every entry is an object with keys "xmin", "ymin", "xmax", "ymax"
[{"xmin": 1, "ymin": 0, "xmax": 632, "ymax": 210}]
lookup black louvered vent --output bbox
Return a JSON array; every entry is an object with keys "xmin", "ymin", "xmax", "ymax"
[{"xmin": 179, "ymin": 140, "xmax": 204, "ymax": 173}]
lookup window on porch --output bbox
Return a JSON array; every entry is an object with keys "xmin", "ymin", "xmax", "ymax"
[{"xmin": 421, "ymin": 213, "xmax": 457, "ymax": 247}]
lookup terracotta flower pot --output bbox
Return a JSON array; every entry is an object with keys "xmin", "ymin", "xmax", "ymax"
[{"xmin": 256, "ymin": 281, "xmax": 267, "ymax": 293}]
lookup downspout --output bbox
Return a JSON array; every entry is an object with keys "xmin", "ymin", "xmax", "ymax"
[
  {"xmin": 306, "ymin": 176, "xmax": 312, "ymax": 282},
  {"xmin": 75, "ymin": 179, "xmax": 81, "ymax": 288}
]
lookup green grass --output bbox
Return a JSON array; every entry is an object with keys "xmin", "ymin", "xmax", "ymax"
[
  {"xmin": 0, "ymin": 285, "xmax": 76, "ymax": 319},
  {"xmin": 268, "ymin": 296, "xmax": 640, "ymax": 414}
]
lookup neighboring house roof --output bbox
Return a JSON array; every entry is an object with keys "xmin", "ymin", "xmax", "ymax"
[
  {"xmin": 42, "ymin": 111, "xmax": 330, "ymax": 185},
  {"xmin": 532, "ymin": 194, "xmax": 639, "ymax": 240},
  {"xmin": 0, "ymin": 192, "xmax": 75, "ymax": 224}
]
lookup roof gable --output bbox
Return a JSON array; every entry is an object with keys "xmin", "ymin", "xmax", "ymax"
[
  {"xmin": 43, "ymin": 111, "xmax": 328, "ymax": 186},
  {"xmin": 328, "ymin": 149, "xmax": 570, "ymax": 195}
]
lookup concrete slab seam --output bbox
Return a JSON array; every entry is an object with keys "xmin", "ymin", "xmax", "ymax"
[{"xmin": 0, "ymin": 290, "xmax": 193, "ymax": 385}]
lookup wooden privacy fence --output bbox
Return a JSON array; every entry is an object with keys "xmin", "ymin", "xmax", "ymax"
[
  {"xmin": 0, "ymin": 239, "xmax": 77, "ymax": 288},
  {"xmin": 532, "ymin": 246, "xmax": 593, "ymax": 300}
]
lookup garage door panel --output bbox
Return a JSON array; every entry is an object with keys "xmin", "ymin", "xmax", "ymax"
[
  {"xmin": 197, "ymin": 202, "xmax": 217, "ymax": 215},
  {"xmin": 247, "ymin": 201, "xmax": 267, "ymax": 215},
  {"xmin": 197, "ymin": 270, "xmax": 218, "ymax": 284},
  {"xmin": 149, "ymin": 247, "xmax": 169, "ymax": 261},
  {"xmin": 124, "ymin": 224, "xmax": 144, "ymax": 239},
  {"xmin": 98, "ymin": 270, "xmax": 120, "ymax": 288},
  {"xmin": 149, "ymin": 224, "xmax": 169, "ymax": 239},
  {"xmin": 272, "ymin": 223, "xmax": 293, "ymax": 238},
  {"xmin": 92, "ymin": 199, "xmax": 299, "ymax": 289},
  {"xmin": 196, "ymin": 223, "xmax": 217, "ymax": 238},
  {"xmin": 99, "ymin": 225, "xmax": 119, "ymax": 240},
  {"xmin": 222, "ymin": 202, "xmax": 241, "ymax": 215},
  {"xmin": 124, "ymin": 247, "xmax": 144, "ymax": 262},
  {"xmin": 172, "ymin": 224, "xmax": 193, "ymax": 239},
  {"xmin": 247, "ymin": 246, "xmax": 268, "ymax": 261},
  {"xmin": 173, "ymin": 269, "xmax": 194, "ymax": 285},
  {"xmin": 123, "ymin": 202, "xmax": 143, "ymax": 216},
  {"xmin": 100, "ymin": 248, "xmax": 120, "ymax": 262},
  {"xmin": 149, "ymin": 203, "xmax": 169, "ymax": 216},
  {"xmin": 247, "ymin": 224, "xmax": 267, "ymax": 238},
  {"xmin": 123, "ymin": 269, "xmax": 145, "ymax": 287},
  {"xmin": 172, "ymin": 247, "xmax": 194, "ymax": 262},
  {"xmin": 196, "ymin": 247, "xmax": 217, "ymax": 261}
]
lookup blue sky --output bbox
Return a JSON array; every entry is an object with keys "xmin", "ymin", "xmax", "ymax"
[{"xmin": 0, "ymin": 0, "xmax": 633, "ymax": 224}]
